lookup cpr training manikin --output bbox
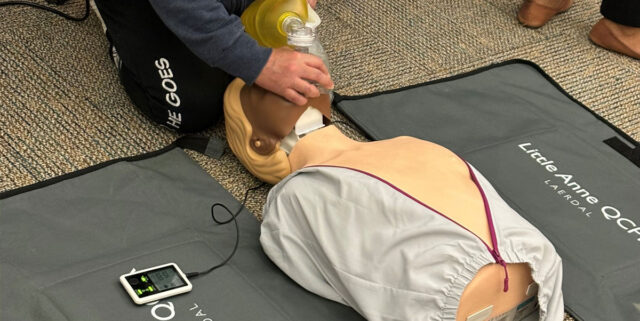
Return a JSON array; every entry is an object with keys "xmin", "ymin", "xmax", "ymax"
[
  {"xmin": 226, "ymin": 1, "xmax": 563, "ymax": 319},
  {"xmin": 221, "ymin": 77, "xmax": 564, "ymax": 321}
]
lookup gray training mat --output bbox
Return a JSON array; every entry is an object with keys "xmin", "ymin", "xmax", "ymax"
[
  {"xmin": 0, "ymin": 147, "xmax": 364, "ymax": 321},
  {"xmin": 334, "ymin": 60, "xmax": 640, "ymax": 321}
]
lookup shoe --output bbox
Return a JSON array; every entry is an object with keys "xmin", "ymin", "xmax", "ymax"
[
  {"xmin": 589, "ymin": 18, "xmax": 640, "ymax": 60},
  {"xmin": 108, "ymin": 41, "xmax": 122, "ymax": 70},
  {"xmin": 517, "ymin": 0, "xmax": 573, "ymax": 28}
]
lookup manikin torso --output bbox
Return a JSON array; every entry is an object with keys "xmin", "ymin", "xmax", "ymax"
[
  {"xmin": 288, "ymin": 126, "xmax": 534, "ymax": 321},
  {"xmin": 226, "ymin": 80, "xmax": 538, "ymax": 321}
]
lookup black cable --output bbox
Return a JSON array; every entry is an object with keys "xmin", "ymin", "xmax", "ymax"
[
  {"xmin": 186, "ymin": 182, "xmax": 267, "ymax": 279},
  {"xmin": 0, "ymin": 0, "xmax": 90, "ymax": 22}
]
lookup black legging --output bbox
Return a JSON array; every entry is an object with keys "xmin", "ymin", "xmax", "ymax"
[
  {"xmin": 94, "ymin": 0, "xmax": 233, "ymax": 133},
  {"xmin": 601, "ymin": 0, "xmax": 640, "ymax": 27}
]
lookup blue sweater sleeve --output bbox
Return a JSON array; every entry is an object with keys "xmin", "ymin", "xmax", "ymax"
[{"xmin": 148, "ymin": 0, "xmax": 271, "ymax": 84}]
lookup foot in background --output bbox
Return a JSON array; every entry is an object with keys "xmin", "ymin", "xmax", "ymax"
[
  {"xmin": 517, "ymin": 0, "xmax": 573, "ymax": 28},
  {"xmin": 589, "ymin": 18, "xmax": 640, "ymax": 59}
]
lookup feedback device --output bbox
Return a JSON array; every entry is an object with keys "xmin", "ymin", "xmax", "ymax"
[
  {"xmin": 120, "ymin": 263, "xmax": 193, "ymax": 304},
  {"xmin": 118, "ymin": 182, "xmax": 265, "ymax": 305}
]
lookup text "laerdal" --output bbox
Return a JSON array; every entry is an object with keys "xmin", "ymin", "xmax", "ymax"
[{"xmin": 518, "ymin": 143, "xmax": 598, "ymax": 204}]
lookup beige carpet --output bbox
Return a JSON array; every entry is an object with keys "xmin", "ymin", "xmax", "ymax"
[{"xmin": 2, "ymin": 0, "xmax": 639, "ymax": 319}]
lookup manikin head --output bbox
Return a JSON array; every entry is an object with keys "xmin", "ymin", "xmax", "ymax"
[{"xmin": 223, "ymin": 78, "xmax": 333, "ymax": 184}]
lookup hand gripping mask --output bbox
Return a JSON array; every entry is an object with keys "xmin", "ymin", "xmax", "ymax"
[{"xmin": 223, "ymin": 78, "xmax": 331, "ymax": 184}]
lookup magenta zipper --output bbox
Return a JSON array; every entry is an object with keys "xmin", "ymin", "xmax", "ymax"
[
  {"xmin": 465, "ymin": 162, "xmax": 509, "ymax": 292},
  {"xmin": 309, "ymin": 164, "xmax": 510, "ymax": 292}
]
